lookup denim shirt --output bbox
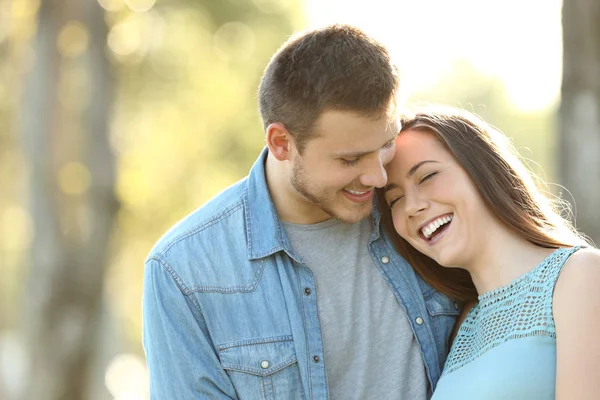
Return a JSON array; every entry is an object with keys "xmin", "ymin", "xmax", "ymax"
[{"xmin": 143, "ymin": 148, "xmax": 460, "ymax": 399}]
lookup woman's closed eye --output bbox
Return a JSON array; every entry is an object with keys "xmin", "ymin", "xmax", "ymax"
[
  {"xmin": 388, "ymin": 195, "xmax": 404, "ymax": 208},
  {"xmin": 387, "ymin": 171, "xmax": 438, "ymax": 208},
  {"xmin": 419, "ymin": 171, "xmax": 438, "ymax": 184}
]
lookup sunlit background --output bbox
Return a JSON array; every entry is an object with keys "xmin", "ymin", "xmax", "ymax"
[
  {"xmin": 0, "ymin": 0, "xmax": 597, "ymax": 399},
  {"xmin": 308, "ymin": 0, "xmax": 563, "ymax": 112}
]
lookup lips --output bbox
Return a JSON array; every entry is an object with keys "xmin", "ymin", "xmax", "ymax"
[
  {"xmin": 345, "ymin": 189, "xmax": 369, "ymax": 195},
  {"xmin": 418, "ymin": 213, "xmax": 454, "ymax": 241},
  {"xmin": 342, "ymin": 188, "xmax": 374, "ymax": 203}
]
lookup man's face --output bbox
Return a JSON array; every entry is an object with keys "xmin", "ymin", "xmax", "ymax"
[{"xmin": 289, "ymin": 109, "xmax": 399, "ymax": 224}]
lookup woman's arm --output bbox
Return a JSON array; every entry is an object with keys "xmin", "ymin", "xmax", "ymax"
[{"xmin": 554, "ymin": 248, "xmax": 600, "ymax": 400}]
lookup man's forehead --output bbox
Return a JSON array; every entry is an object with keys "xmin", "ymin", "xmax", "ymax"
[
  {"xmin": 315, "ymin": 109, "xmax": 397, "ymax": 129},
  {"xmin": 306, "ymin": 111, "xmax": 400, "ymax": 151}
]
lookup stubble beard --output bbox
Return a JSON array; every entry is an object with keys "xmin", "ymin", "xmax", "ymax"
[{"xmin": 290, "ymin": 159, "xmax": 371, "ymax": 224}]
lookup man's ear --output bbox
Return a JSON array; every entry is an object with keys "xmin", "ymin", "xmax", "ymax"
[{"xmin": 266, "ymin": 123, "xmax": 295, "ymax": 161}]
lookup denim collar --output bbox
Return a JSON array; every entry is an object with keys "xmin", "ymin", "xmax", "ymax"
[{"xmin": 243, "ymin": 147, "xmax": 383, "ymax": 260}]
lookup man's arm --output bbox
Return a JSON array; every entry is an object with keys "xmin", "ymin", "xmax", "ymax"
[{"xmin": 142, "ymin": 257, "xmax": 237, "ymax": 399}]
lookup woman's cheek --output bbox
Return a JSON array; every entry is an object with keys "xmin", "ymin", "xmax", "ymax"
[{"xmin": 392, "ymin": 213, "xmax": 409, "ymax": 241}]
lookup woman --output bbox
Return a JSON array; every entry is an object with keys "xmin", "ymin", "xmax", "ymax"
[{"xmin": 381, "ymin": 106, "xmax": 600, "ymax": 399}]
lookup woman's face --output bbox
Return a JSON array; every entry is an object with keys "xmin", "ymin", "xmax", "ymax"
[{"xmin": 383, "ymin": 128, "xmax": 496, "ymax": 268}]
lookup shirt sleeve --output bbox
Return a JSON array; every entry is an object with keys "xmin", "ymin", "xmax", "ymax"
[{"xmin": 142, "ymin": 257, "xmax": 237, "ymax": 399}]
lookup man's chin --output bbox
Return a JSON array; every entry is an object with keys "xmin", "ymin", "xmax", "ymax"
[{"xmin": 330, "ymin": 204, "xmax": 373, "ymax": 224}]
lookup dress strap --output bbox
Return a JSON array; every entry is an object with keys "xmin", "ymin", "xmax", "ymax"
[{"xmin": 540, "ymin": 246, "xmax": 581, "ymax": 310}]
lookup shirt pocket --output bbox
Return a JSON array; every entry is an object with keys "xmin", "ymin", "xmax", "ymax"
[
  {"xmin": 424, "ymin": 291, "xmax": 460, "ymax": 360},
  {"xmin": 219, "ymin": 336, "xmax": 304, "ymax": 400},
  {"xmin": 425, "ymin": 291, "xmax": 460, "ymax": 318}
]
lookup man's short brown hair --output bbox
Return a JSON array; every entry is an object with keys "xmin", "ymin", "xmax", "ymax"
[{"xmin": 258, "ymin": 24, "xmax": 400, "ymax": 153}]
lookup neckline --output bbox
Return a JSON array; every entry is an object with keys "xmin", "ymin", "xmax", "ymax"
[
  {"xmin": 477, "ymin": 247, "xmax": 565, "ymax": 302},
  {"xmin": 281, "ymin": 217, "xmax": 344, "ymax": 231}
]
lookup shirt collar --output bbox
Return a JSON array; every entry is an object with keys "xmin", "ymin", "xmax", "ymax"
[
  {"xmin": 243, "ymin": 148, "xmax": 294, "ymax": 260},
  {"xmin": 243, "ymin": 147, "xmax": 383, "ymax": 259}
]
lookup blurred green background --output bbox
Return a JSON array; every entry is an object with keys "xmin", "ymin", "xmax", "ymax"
[{"xmin": 0, "ymin": 0, "xmax": 598, "ymax": 399}]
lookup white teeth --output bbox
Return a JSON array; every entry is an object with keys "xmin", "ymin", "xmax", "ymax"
[
  {"xmin": 345, "ymin": 189, "xmax": 368, "ymax": 195},
  {"xmin": 421, "ymin": 215, "xmax": 453, "ymax": 239}
]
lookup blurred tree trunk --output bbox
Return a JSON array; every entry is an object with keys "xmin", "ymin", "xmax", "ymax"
[
  {"xmin": 18, "ymin": 0, "xmax": 118, "ymax": 399},
  {"xmin": 559, "ymin": 0, "xmax": 600, "ymax": 244}
]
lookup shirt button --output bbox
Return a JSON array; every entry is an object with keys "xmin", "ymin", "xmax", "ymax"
[
  {"xmin": 261, "ymin": 360, "xmax": 270, "ymax": 369},
  {"xmin": 313, "ymin": 355, "xmax": 320, "ymax": 363},
  {"xmin": 381, "ymin": 256, "xmax": 390, "ymax": 264},
  {"xmin": 415, "ymin": 317, "xmax": 424, "ymax": 325},
  {"xmin": 454, "ymin": 302, "xmax": 459, "ymax": 310},
  {"xmin": 304, "ymin": 287, "xmax": 311, "ymax": 296}
]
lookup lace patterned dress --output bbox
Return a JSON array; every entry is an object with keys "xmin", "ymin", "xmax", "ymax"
[{"xmin": 431, "ymin": 247, "xmax": 580, "ymax": 400}]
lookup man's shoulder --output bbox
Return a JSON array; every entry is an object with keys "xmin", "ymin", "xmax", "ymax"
[{"xmin": 147, "ymin": 177, "xmax": 248, "ymax": 262}]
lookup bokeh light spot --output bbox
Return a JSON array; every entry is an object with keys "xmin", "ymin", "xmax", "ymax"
[
  {"xmin": 124, "ymin": 0, "xmax": 156, "ymax": 13},
  {"xmin": 57, "ymin": 21, "xmax": 89, "ymax": 58},
  {"xmin": 1, "ymin": 207, "xmax": 34, "ymax": 252},
  {"xmin": 213, "ymin": 22, "xmax": 256, "ymax": 62},
  {"xmin": 97, "ymin": 0, "xmax": 125, "ymax": 12},
  {"xmin": 108, "ymin": 21, "xmax": 141, "ymax": 56},
  {"xmin": 11, "ymin": 0, "xmax": 40, "ymax": 20},
  {"xmin": 58, "ymin": 162, "xmax": 91, "ymax": 196},
  {"xmin": 107, "ymin": 14, "xmax": 151, "ymax": 57},
  {"xmin": 105, "ymin": 354, "xmax": 149, "ymax": 398}
]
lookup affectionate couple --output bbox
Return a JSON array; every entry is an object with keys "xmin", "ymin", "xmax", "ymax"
[{"xmin": 142, "ymin": 24, "xmax": 600, "ymax": 399}]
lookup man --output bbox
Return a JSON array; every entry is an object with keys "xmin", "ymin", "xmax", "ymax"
[{"xmin": 142, "ymin": 24, "xmax": 460, "ymax": 399}]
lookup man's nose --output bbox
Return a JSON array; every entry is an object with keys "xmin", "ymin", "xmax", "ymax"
[{"xmin": 359, "ymin": 158, "xmax": 388, "ymax": 188}]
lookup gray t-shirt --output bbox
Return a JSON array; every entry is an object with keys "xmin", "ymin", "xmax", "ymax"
[{"xmin": 282, "ymin": 218, "xmax": 430, "ymax": 400}]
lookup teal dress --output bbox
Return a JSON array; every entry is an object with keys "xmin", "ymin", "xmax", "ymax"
[{"xmin": 432, "ymin": 247, "xmax": 580, "ymax": 399}]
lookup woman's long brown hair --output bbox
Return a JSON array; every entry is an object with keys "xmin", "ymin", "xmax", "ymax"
[{"xmin": 381, "ymin": 107, "xmax": 591, "ymax": 302}]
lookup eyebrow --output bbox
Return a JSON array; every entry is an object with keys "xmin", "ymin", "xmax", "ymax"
[
  {"xmin": 383, "ymin": 160, "xmax": 441, "ymax": 193},
  {"xmin": 333, "ymin": 131, "xmax": 399, "ymax": 158},
  {"xmin": 407, "ymin": 160, "xmax": 440, "ymax": 178}
]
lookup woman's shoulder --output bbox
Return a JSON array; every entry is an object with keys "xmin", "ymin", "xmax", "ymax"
[
  {"xmin": 557, "ymin": 247, "xmax": 600, "ymax": 283},
  {"xmin": 552, "ymin": 247, "xmax": 600, "ymax": 397},
  {"xmin": 553, "ymin": 246, "xmax": 600, "ymax": 320},
  {"xmin": 569, "ymin": 246, "xmax": 600, "ymax": 262}
]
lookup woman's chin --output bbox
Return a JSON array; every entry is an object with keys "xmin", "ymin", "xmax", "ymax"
[{"xmin": 427, "ymin": 252, "xmax": 456, "ymax": 268}]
